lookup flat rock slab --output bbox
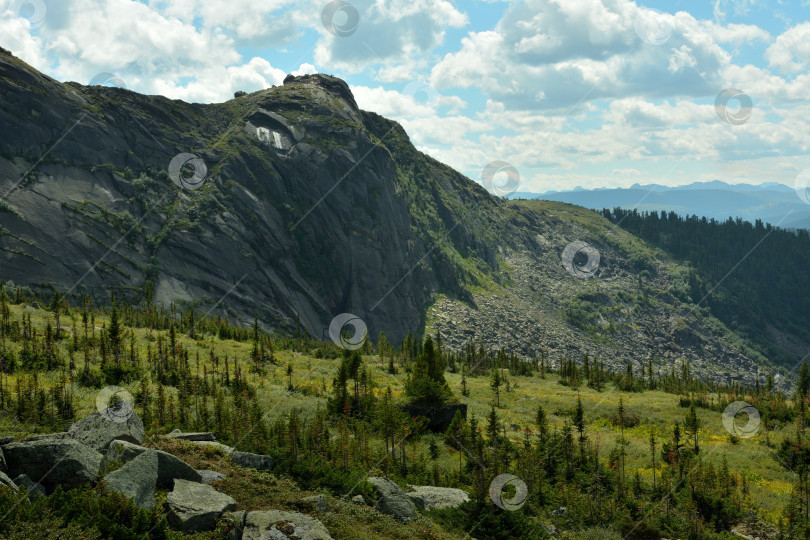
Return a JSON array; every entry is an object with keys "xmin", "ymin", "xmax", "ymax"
[
  {"xmin": 375, "ymin": 494, "xmax": 418, "ymax": 523},
  {"xmin": 197, "ymin": 469, "xmax": 226, "ymax": 484},
  {"xmin": 243, "ymin": 510, "xmax": 333, "ymax": 540},
  {"xmin": 68, "ymin": 411, "xmax": 144, "ymax": 452},
  {"xmin": 231, "ymin": 451, "xmax": 272, "ymax": 471},
  {"xmin": 105, "ymin": 440, "xmax": 201, "ymax": 487},
  {"xmin": 367, "ymin": 477, "xmax": 404, "ymax": 498},
  {"xmin": 166, "ymin": 478, "xmax": 236, "ymax": 532},
  {"xmin": 166, "ymin": 430, "xmax": 217, "ymax": 442},
  {"xmin": 405, "ymin": 485, "xmax": 470, "ymax": 511},
  {"xmin": 104, "ymin": 449, "xmax": 158, "ymax": 509},
  {"xmin": 3, "ymin": 438, "xmax": 102, "ymax": 489},
  {"xmin": 190, "ymin": 441, "xmax": 234, "ymax": 454}
]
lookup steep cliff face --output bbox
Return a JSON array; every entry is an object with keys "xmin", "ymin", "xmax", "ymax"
[
  {"xmin": 0, "ymin": 50, "xmax": 793, "ymax": 386},
  {"xmin": 0, "ymin": 50, "xmax": 509, "ymax": 343}
]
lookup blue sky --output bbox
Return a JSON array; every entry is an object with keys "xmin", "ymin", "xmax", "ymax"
[{"xmin": 2, "ymin": 0, "xmax": 809, "ymax": 194}]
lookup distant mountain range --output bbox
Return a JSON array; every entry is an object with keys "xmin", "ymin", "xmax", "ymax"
[{"xmin": 511, "ymin": 180, "xmax": 810, "ymax": 230}]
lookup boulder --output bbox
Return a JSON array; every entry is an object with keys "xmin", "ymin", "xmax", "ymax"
[
  {"xmin": 68, "ymin": 410, "xmax": 144, "ymax": 452},
  {"xmin": 165, "ymin": 431, "xmax": 216, "ymax": 442},
  {"xmin": 3, "ymin": 438, "xmax": 102, "ymax": 489},
  {"xmin": 0, "ymin": 471, "xmax": 17, "ymax": 491},
  {"xmin": 366, "ymin": 477, "xmax": 404, "ymax": 498},
  {"xmin": 191, "ymin": 441, "xmax": 234, "ymax": 454},
  {"xmin": 103, "ymin": 450, "xmax": 158, "ymax": 509},
  {"xmin": 351, "ymin": 494, "xmax": 366, "ymax": 505},
  {"xmin": 166, "ymin": 479, "xmax": 237, "ymax": 532},
  {"xmin": 12, "ymin": 474, "xmax": 44, "ymax": 499},
  {"xmin": 22, "ymin": 432, "xmax": 69, "ymax": 442},
  {"xmin": 104, "ymin": 440, "xmax": 201, "ymax": 487},
  {"xmin": 243, "ymin": 510, "xmax": 333, "ymax": 540},
  {"xmin": 197, "ymin": 469, "xmax": 226, "ymax": 484},
  {"xmin": 405, "ymin": 485, "xmax": 469, "ymax": 511},
  {"xmin": 375, "ymin": 494, "xmax": 418, "ymax": 523},
  {"xmin": 302, "ymin": 494, "xmax": 329, "ymax": 512},
  {"xmin": 231, "ymin": 451, "xmax": 272, "ymax": 471}
]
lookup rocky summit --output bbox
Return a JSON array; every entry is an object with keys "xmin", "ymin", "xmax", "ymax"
[{"xmin": 0, "ymin": 49, "xmax": 797, "ymax": 386}]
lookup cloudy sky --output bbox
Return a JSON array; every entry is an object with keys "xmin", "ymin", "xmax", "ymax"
[{"xmin": 2, "ymin": 0, "xmax": 809, "ymax": 194}]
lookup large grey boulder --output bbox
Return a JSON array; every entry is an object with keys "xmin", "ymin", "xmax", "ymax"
[
  {"xmin": 103, "ymin": 450, "xmax": 158, "ymax": 509},
  {"xmin": 12, "ymin": 474, "xmax": 44, "ymax": 499},
  {"xmin": 165, "ymin": 430, "xmax": 216, "ymax": 442},
  {"xmin": 166, "ymin": 479, "xmax": 236, "ymax": 532},
  {"xmin": 68, "ymin": 410, "xmax": 144, "ymax": 452},
  {"xmin": 191, "ymin": 441, "xmax": 234, "ymax": 454},
  {"xmin": 230, "ymin": 451, "xmax": 272, "ymax": 471},
  {"xmin": 405, "ymin": 485, "xmax": 469, "ymax": 511},
  {"xmin": 375, "ymin": 494, "xmax": 418, "ymax": 523},
  {"xmin": 104, "ymin": 440, "xmax": 201, "ymax": 487},
  {"xmin": 3, "ymin": 438, "xmax": 102, "ymax": 489},
  {"xmin": 242, "ymin": 510, "xmax": 333, "ymax": 540},
  {"xmin": 366, "ymin": 476, "xmax": 404, "ymax": 498}
]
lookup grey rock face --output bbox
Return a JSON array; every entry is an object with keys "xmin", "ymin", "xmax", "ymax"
[
  {"xmin": 405, "ymin": 485, "xmax": 469, "ymax": 511},
  {"xmin": 104, "ymin": 439, "xmax": 201, "ymax": 487},
  {"xmin": 197, "ymin": 469, "xmax": 226, "ymax": 484},
  {"xmin": 166, "ymin": 431, "xmax": 217, "ymax": 442},
  {"xmin": 68, "ymin": 411, "xmax": 145, "ymax": 452},
  {"xmin": 230, "ymin": 451, "xmax": 272, "ymax": 471},
  {"xmin": 190, "ymin": 441, "xmax": 235, "ymax": 454},
  {"xmin": 12, "ymin": 474, "xmax": 45, "ymax": 499},
  {"xmin": 242, "ymin": 510, "xmax": 333, "ymax": 540},
  {"xmin": 0, "ymin": 471, "xmax": 17, "ymax": 491},
  {"xmin": 366, "ymin": 477, "xmax": 404, "ymax": 498},
  {"xmin": 374, "ymin": 494, "xmax": 418, "ymax": 523},
  {"xmin": 103, "ymin": 450, "xmax": 158, "ymax": 509},
  {"xmin": 3, "ymin": 438, "xmax": 102, "ymax": 489},
  {"xmin": 166, "ymin": 479, "xmax": 237, "ymax": 532}
]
